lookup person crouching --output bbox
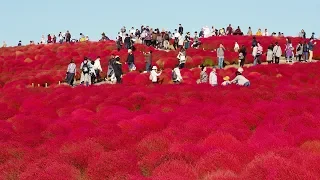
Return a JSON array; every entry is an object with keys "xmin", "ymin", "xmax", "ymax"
[
  {"xmin": 230, "ymin": 67, "xmax": 250, "ymax": 87},
  {"xmin": 149, "ymin": 66, "xmax": 162, "ymax": 84}
]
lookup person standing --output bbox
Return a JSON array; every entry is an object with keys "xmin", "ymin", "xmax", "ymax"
[
  {"xmin": 217, "ymin": 44, "xmax": 225, "ymax": 69},
  {"xmin": 126, "ymin": 49, "xmax": 135, "ymax": 71},
  {"xmin": 93, "ymin": 56, "xmax": 103, "ymax": 83},
  {"xmin": 178, "ymin": 24, "xmax": 184, "ymax": 35},
  {"xmin": 273, "ymin": 42, "xmax": 282, "ymax": 64},
  {"xmin": 2, "ymin": 41, "xmax": 7, "ymax": 47},
  {"xmin": 247, "ymin": 27, "xmax": 253, "ymax": 36},
  {"xmin": 59, "ymin": 32, "xmax": 64, "ymax": 44},
  {"xmin": 302, "ymin": 41, "xmax": 309, "ymax": 62},
  {"xmin": 107, "ymin": 55, "xmax": 116, "ymax": 80},
  {"xmin": 253, "ymin": 42, "xmax": 263, "ymax": 65},
  {"xmin": 124, "ymin": 34, "xmax": 131, "ymax": 49},
  {"xmin": 144, "ymin": 50, "xmax": 152, "ymax": 72},
  {"xmin": 184, "ymin": 32, "xmax": 191, "ymax": 49},
  {"xmin": 65, "ymin": 30, "xmax": 71, "ymax": 43},
  {"xmin": 239, "ymin": 45, "xmax": 247, "ymax": 67},
  {"xmin": 80, "ymin": 57, "xmax": 92, "ymax": 86},
  {"xmin": 308, "ymin": 39, "xmax": 317, "ymax": 62},
  {"xmin": 285, "ymin": 38, "xmax": 294, "ymax": 63},
  {"xmin": 177, "ymin": 48, "xmax": 186, "ymax": 69},
  {"xmin": 52, "ymin": 35, "xmax": 57, "ymax": 43},
  {"xmin": 113, "ymin": 56, "xmax": 123, "ymax": 84},
  {"xmin": 209, "ymin": 67, "xmax": 218, "ymax": 86},
  {"xmin": 296, "ymin": 42, "xmax": 303, "ymax": 61},
  {"xmin": 266, "ymin": 43, "xmax": 274, "ymax": 63},
  {"xmin": 66, "ymin": 59, "xmax": 76, "ymax": 86}
]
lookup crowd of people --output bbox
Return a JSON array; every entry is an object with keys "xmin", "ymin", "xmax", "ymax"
[
  {"xmin": 1, "ymin": 24, "xmax": 317, "ymax": 87},
  {"xmin": 65, "ymin": 53, "xmax": 251, "ymax": 87},
  {"xmin": 1, "ymin": 24, "xmax": 317, "ymax": 49}
]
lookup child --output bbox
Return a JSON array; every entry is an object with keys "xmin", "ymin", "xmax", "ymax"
[{"xmin": 221, "ymin": 76, "xmax": 231, "ymax": 86}]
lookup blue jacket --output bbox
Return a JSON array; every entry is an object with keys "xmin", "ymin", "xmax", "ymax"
[{"xmin": 308, "ymin": 42, "xmax": 315, "ymax": 51}]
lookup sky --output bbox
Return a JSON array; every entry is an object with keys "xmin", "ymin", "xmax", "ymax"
[{"xmin": 1, "ymin": 0, "xmax": 320, "ymax": 46}]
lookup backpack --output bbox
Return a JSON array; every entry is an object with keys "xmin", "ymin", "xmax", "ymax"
[
  {"xmin": 297, "ymin": 45, "xmax": 301, "ymax": 51},
  {"xmin": 82, "ymin": 61, "xmax": 90, "ymax": 74},
  {"xmin": 172, "ymin": 70, "xmax": 178, "ymax": 81}
]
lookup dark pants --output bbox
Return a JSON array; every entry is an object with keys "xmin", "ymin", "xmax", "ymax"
[
  {"xmin": 66, "ymin": 73, "xmax": 75, "ymax": 86},
  {"xmin": 240, "ymin": 58, "xmax": 245, "ymax": 67},
  {"xmin": 115, "ymin": 75, "xmax": 122, "ymax": 84},
  {"xmin": 296, "ymin": 54, "xmax": 302, "ymax": 61},
  {"xmin": 179, "ymin": 63, "xmax": 185, "ymax": 69},
  {"xmin": 274, "ymin": 57, "xmax": 280, "ymax": 64},
  {"xmin": 95, "ymin": 70, "xmax": 101, "ymax": 82},
  {"xmin": 146, "ymin": 62, "xmax": 151, "ymax": 72},
  {"xmin": 145, "ymin": 40, "xmax": 151, "ymax": 46}
]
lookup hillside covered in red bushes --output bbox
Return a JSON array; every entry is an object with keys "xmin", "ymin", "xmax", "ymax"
[
  {"xmin": 0, "ymin": 36, "xmax": 319, "ymax": 86},
  {"xmin": 1, "ymin": 36, "xmax": 320, "ymax": 179}
]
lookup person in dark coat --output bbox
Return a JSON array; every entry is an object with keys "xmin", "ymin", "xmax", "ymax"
[
  {"xmin": 112, "ymin": 56, "xmax": 123, "ymax": 84},
  {"xmin": 126, "ymin": 49, "xmax": 135, "ymax": 71},
  {"xmin": 144, "ymin": 50, "xmax": 152, "ymax": 72},
  {"xmin": 239, "ymin": 45, "xmax": 247, "ymax": 67},
  {"xmin": 178, "ymin": 24, "xmax": 184, "ymax": 34},
  {"xmin": 124, "ymin": 34, "xmax": 131, "ymax": 49}
]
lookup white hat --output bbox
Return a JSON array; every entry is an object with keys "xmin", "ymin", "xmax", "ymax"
[
  {"xmin": 128, "ymin": 49, "xmax": 132, "ymax": 53},
  {"xmin": 238, "ymin": 67, "xmax": 244, "ymax": 73},
  {"xmin": 152, "ymin": 66, "xmax": 157, "ymax": 70}
]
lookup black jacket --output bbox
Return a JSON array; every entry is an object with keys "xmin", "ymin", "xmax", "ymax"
[
  {"xmin": 127, "ymin": 54, "xmax": 134, "ymax": 64},
  {"xmin": 178, "ymin": 27, "xmax": 183, "ymax": 34},
  {"xmin": 113, "ymin": 60, "xmax": 123, "ymax": 76}
]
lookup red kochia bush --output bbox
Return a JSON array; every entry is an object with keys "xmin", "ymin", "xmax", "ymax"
[
  {"xmin": 87, "ymin": 150, "xmax": 138, "ymax": 180},
  {"xmin": 241, "ymin": 152, "xmax": 318, "ymax": 179},
  {"xmin": 152, "ymin": 160, "xmax": 197, "ymax": 180}
]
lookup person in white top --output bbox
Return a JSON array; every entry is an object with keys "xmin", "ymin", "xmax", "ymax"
[
  {"xmin": 149, "ymin": 66, "xmax": 162, "ymax": 83},
  {"xmin": 174, "ymin": 30, "xmax": 181, "ymax": 38},
  {"xmin": 234, "ymin": 42, "xmax": 240, "ymax": 52},
  {"xmin": 230, "ymin": 67, "xmax": 250, "ymax": 87},
  {"xmin": 93, "ymin": 56, "xmax": 103, "ymax": 82},
  {"xmin": 40, "ymin": 35, "xmax": 46, "ymax": 44},
  {"xmin": 263, "ymin": 29, "xmax": 269, "ymax": 36},
  {"xmin": 209, "ymin": 67, "xmax": 218, "ymax": 86},
  {"xmin": 172, "ymin": 64, "xmax": 183, "ymax": 84},
  {"xmin": 130, "ymin": 27, "xmax": 135, "ymax": 36},
  {"xmin": 178, "ymin": 34, "xmax": 184, "ymax": 48}
]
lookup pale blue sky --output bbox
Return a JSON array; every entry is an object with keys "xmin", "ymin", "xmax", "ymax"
[{"xmin": 1, "ymin": 0, "xmax": 319, "ymax": 46}]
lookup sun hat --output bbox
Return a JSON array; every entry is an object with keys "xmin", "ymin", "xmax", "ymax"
[
  {"xmin": 152, "ymin": 66, "xmax": 157, "ymax": 70},
  {"xmin": 223, "ymin": 76, "xmax": 230, "ymax": 81},
  {"xmin": 237, "ymin": 67, "xmax": 244, "ymax": 73}
]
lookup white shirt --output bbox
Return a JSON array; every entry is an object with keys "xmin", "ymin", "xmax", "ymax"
[
  {"xmin": 41, "ymin": 37, "xmax": 46, "ymax": 44},
  {"xmin": 150, "ymin": 70, "xmax": 161, "ymax": 82},
  {"xmin": 93, "ymin": 58, "xmax": 102, "ymax": 71},
  {"xmin": 209, "ymin": 72, "xmax": 217, "ymax": 86},
  {"xmin": 252, "ymin": 46, "xmax": 258, "ymax": 56},
  {"xmin": 174, "ymin": 32, "xmax": 181, "ymax": 38},
  {"xmin": 178, "ymin": 36, "xmax": 184, "ymax": 46},
  {"xmin": 231, "ymin": 75, "xmax": 249, "ymax": 86},
  {"xmin": 263, "ymin": 31, "xmax": 269, "ymax": 36},
  {"xmin": 130, "ymin": 29, "xmax": 135, "ymax": 35},
  {"xmin": 234, "ymin": 43, "xmax": 239, "ymax": 51},
  {"xmin": 173, "ymin": 67, "xmax": 183, "ymax": 81}
]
